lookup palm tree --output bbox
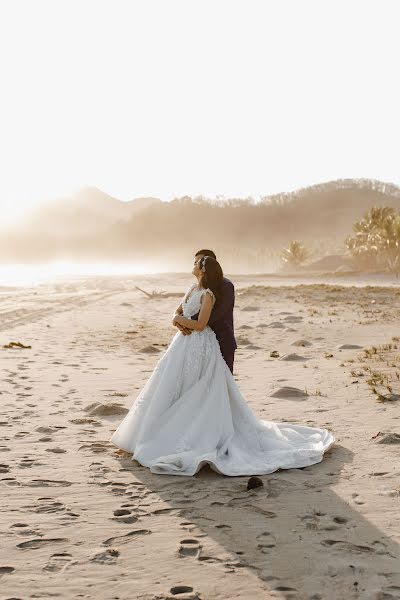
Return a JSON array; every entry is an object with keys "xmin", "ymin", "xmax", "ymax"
[
  {"xmin": 381, "ymin": 214, "xmax": 400, "ymax": 277},
  {"xmin": 281, "ymin": 240, "xmax": 311, "ymax": 267},
  {"xmin": 345, "ymin": 206, "xmax": 400, "ymax": 274}
]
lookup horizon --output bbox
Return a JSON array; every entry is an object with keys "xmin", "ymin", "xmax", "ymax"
[{"xmin": 3, "ymin": 175, "xmax": 400, "ymax": 228}]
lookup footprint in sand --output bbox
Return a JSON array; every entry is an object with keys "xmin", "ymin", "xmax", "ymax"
[
  {"xmin": 1, "ymin": 477, "xmax": 21, "ymax": 487},
  {"xmin": 109, "ymin": 482, "xmax": 130, "ymax": 495},
  {"xmin": 18, "ymin": 459, "xmax": 36, "ymax": 468},
  {"xmin": 78, "ymin": 441, "xmax": 111, "ymax": 453},
  {"xmin": 103, "ymin": 529, "xmax": 151, "ymax": 546},
  {"xmin": 112, "ymin": 508, "xmax": 138, "ymax": 524},
  {"xmin": 272, "ymin": 585, "xmax": 298, "ymax": 593},
  {"xmin": 0, "ymin": 566, "xmax": 15, "ymax": 577},
  {"xmin": 17, "ymin": 537, "xmax": 69, "ymax": 550},
  {"xmin": 373, "ymin": 432, "xmax": 400, "ymax": 445},
  {"xmin": 43, "ymin": 552, "xmax": 72, "ymax": 572},
  {"xmin": 15, "ymin": 431, "xmax": 30, "ymax": 438},
  {"xmin": 283, "ymin": 316, "xmax": 303, "ymax": 322},
  {"xmin": 257, "ymin": 532, "xmax": 276, "ymax": 552},
  {"xmin": 169, "ymin": 586, "xmax": 197, "ymax": 598},
  {"xmin": 25, "ymin": 497, "xmax": 66, "ymax": 514},
  {"xmin": 91, "ymin": 548, "xmax": 120, "ymax": 564},
  {"xmin": 321, "ymin": 539, "xmax": 378, "ymax": 554},
  {"xmin": 10, "ymin": 523, "xmax": 41, "ymax": 537},
  {"xmin": 69, "ymin": 417, "xmax": 101, "ymax": 426},
  {"xmin": 25, "ymin": 479, "xmax": 72, "ymax": 487},
  {"xmin": 152, "ymin": 507, "xmax": 182, "ymax": 517},
  {"xmin": 332, "ymin": 516, "xmax": 348, "ymax": 524},
  {"xmin": 299, "ymin": 510, "xmax": 342, "ymax": 531},
  {"xmin": 10, "ymin": 522, "xmax": 30, "ymax": 529},
  {"xmin": 178, "ymin": 539, "xmax": 202, "ymax": 558},
  {"xmin": 0, "ymin": 463, "xmax": 10, "ymax": 473}
]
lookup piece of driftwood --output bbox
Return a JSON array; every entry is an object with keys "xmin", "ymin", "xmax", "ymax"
[
  {"xmin": 3, "ymin": 341, "xmax": 32, "ymax": 349},
  {"xmin": 134, "ymin": 286, "xmax": 182, "ymax": 299}
]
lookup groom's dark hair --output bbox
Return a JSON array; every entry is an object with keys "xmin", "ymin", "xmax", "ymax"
[{"xmin": 195, "ymin": 249, "xmax": 216, "ymax": 260}]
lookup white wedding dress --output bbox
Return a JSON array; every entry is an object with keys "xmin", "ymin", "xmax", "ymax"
[{"xmin": 110, "ymin": 286, "xmax": 335, "ymax": 476}]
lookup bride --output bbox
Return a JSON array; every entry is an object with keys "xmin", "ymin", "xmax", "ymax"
[{"xmin": 110, "ymin": 256, "xmax": 335, "ymax": 476}]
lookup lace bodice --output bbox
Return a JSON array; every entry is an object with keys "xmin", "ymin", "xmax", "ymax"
[{"xmin": 182, "ymin": 285, "xmax": 216, "ymax": 319}]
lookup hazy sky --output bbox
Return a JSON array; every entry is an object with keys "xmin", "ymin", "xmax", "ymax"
[{"xmin": 0, "ymin": 0, "xmax": 399, "ymax": 224}]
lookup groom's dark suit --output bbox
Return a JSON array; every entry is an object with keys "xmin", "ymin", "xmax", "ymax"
[{"xmin": 191, "ymin": 277, "xmax": 237, "ymax": 373}]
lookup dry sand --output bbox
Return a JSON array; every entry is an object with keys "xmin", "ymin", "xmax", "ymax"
[{"xmin": 1, "ymin": 274, "xmax": 400, "ymax": 599}]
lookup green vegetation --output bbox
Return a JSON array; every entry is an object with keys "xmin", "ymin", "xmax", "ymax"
[
  {"xmin": 345, "ymin": 206, "xmax": 400, "ymax": 276},
  {"xmin": 281, "ymin": 240, "xmax": 311, "ymax": 267}
]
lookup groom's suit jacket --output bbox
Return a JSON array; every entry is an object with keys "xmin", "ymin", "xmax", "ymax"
[{"xmin": 191, "ymin": 277, "xmax": 237, "ymax": 369}]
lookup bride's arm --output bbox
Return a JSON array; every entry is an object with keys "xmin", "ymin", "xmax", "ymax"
[
  {"xmin": 173, "ymin": 302, "xmax": 183, "ymax": 316},
  {"xmin": 174, "ymin": 293, "xmax": 213, "ymax": 332}
]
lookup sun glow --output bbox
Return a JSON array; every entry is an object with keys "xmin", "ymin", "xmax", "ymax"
[
  {"xmin": 0, "ymin": 261, "xmax": 164, "ymax": 288},
  {"xmin": 0, "ymin": 0, "xmax": 399, "ymax": 226}
]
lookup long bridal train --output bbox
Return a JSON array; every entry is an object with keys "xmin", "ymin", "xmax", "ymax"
[{"xmin": 110, "ymin": 287, "xmax": 335, "ymax": 476}]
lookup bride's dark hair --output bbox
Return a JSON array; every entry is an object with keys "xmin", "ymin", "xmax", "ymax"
[{"xmin": 200, "ymin": 256, "xmax": 223, "ymax": 302}]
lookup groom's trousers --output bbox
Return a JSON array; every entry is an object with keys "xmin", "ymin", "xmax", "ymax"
[{"xmin": 223, "ymin": 348, "xmax": 235, "ymax": 374}]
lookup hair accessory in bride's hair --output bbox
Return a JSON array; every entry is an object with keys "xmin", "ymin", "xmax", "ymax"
[{"xmin": 201, "ymin": 256, "xmax": 208, "ymax": 272}]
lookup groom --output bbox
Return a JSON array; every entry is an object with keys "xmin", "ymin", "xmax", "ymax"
[{"xmin": 175, "ymin": 249, "xmax": 237, "ymax": 373}]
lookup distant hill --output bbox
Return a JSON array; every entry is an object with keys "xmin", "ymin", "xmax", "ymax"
[
  {"xmin": 1, "ymin": 178, "xmax": 400, "ymax": 271},
  {"xmin": 17, "ymin": 187, "xmax": 161, "ymax": 234}
]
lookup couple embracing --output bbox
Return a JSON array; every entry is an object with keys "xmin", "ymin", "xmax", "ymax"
[{"xmin": 110, "ymin": 249, "xmax": 335, "ymax": 477}]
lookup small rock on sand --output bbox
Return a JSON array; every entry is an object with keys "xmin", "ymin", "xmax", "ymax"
[
  {"xmin": 338, "ymin": 344, "xmax": 363, "ymax": 349},
  {"xmin": 373, "ymin": 432, "xmax": 400, "ymax": 444},
  {"xmin": 381, "ymin": 393, "xmax": 400, "ymax": 402},
  {"xmin": 35, "ymin": 426, "xmax": 58, "ymax": 434},
  {"xmin": 291, "ymin": 339, "xmax": 312, "ymax": 347},
  {"xmin": 279, "ymin": 353, "xmax": 309, "ymax": 362},
  {"xmin": 237, "ymin": 337, "xmax": 251, "ymax": 345},
  {"xmin": 84, "ymin": 403, "xmax": 129, "ymax": 417},
  {"xmin": 139, "ymin": 345, "xmax": 160, "ymax": 353},
  {"xmin": 247, "ymin": 476, "xmax": 263, "ymax": 490}
]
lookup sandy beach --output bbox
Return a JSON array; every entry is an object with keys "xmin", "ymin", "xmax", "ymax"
[{"xmin": 1, "ymin": 273, "xmax": 400, "ymax": 599}]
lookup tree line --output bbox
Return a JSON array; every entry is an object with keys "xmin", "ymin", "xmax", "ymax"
[{"xmin": 282, "ymin": 205, "xmax": 400, "ymax": 276}]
